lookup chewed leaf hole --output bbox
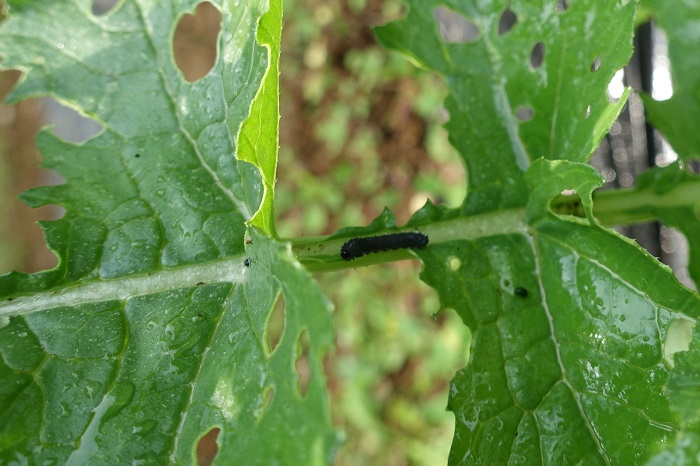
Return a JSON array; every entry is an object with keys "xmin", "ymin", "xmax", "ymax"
[
  {"xmin": 434, "ymin": 6, "xmax": 480, "ymax": 44},
  {"xmin": 549, "ymin": 189, "xmax": 584, "ymax": 218},
  {"xmin": 255, "ymin": 386, "xmax": 275, "ymax": 419},
  {"xmin": 295, "ymin": 329, "xmax": 311, "ymax": 398},
  {"xmin": 530, "ymin": 42, "xmax": 544, "ymax": 69},
  {"xmin": 45, "ymin": 98, "xmax": 103, "ymax": 143},
  {"xmin": 664, "ymin": 318, "xmax": 694, "ymax": 367},
  {"xmin": 516, "ymin": 106, "xmax": 534, "ymax": 122},
  {"xmin": 607, "ymin": 69, "xmax": 626, "ymax": 103},
  {"xmin": 265, "ymin": 292, "xmax": 286, "ymax": 355},
  {"xmin": 92, "ymin": 0, "xmax": 117, "ymax": 16},
  {"xmin": 498, "ymin": 7, "xmax": 517, "ymax": 36},
  {"xmin": 196, "ymin": 427, "xmax": 220, "ymax": 466},
  {"xmin": 173, "ymin": 2, "xmax": 221, "ymax": 83}
]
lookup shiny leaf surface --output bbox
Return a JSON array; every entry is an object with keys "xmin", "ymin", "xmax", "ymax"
[{"xmin": 0, "ymin": 1, "xmax": 338, "ymax": 464}]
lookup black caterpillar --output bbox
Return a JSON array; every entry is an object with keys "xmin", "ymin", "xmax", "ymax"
[{"xmin": 340, "ymin": 232, "xmax": 429, "ymax": 261}]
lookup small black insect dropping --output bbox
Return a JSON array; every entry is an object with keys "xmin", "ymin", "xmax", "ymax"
[
  {"xmin": 244, "ymin": 258, "xmax": 251, "ymax": 267},
  {"xmin": 134, "ymin": 153, "xmax": 140, "ymax": 158},
  {"xmin": 515, "ymin": 287, "xmax": 528, "ymax": 297},
  {"xmin": 340, "ymin": 232, "xmax": 429, "ymax": 261}
]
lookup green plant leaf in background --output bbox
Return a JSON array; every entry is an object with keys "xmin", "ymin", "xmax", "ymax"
[
  {"xmin": 648, "ymin": 324, "xmax": 700, "ymax": 466},
  {"xmin": 0, "ymin": 1, "xmax": 338, "ymax": 463},
  {"xmin": 612, "ymin": 0, "xmax": 700, "ymax": 290},
  {"xmin": 375, "ymin": 0, "xmax": 633, "ymax": 215},
  {"xmin": 639, "ymin": 0, "xmax": 700, "ymax": 162},
  {"xmin": 377, "ymin": 0, "xmax": 700, "ymax": 463}
]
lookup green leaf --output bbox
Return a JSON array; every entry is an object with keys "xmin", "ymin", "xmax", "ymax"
[
  {"xmin": 376, "ymin": 1, "xmax": 700, "ymax": 463},
  {"xmin": 1, "ymin": 230, "xmax": 339, "ymax": 464},
  {"xmin": 639, "ymin": 0, "xmax": 700, "ymax": 161},
  {"xmin": 375, "ymin": 0, "xmax": 634, "ymax": 215},
  {"xmin": 647, "ymin": 324, "xmax": 700, "ymax": 466},
  {"xmin": 587, "ymin": 162, "xmax": 700, "ymax": 289},
  {"xmin": 0, "ymin": 1, "xmax": 338, "ymax": 463},
  {"xmin": 416, "ymin": 159, "xmax": 700, "ymax": 464},
  {"xmin": 238, "ymin": 0, "xmax": 281, "ymax": 235}
]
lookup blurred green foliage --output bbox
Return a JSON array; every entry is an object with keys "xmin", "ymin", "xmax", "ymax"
[{"xmin": 276, "ymin": 0, "xmax": 470, "ymax": 464}]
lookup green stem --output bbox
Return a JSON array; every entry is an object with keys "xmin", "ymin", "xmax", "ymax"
[
  {"xmin": 290, "ymin": 208, "xmax": 528, "ymax": 272},
  {"xmin": 592, "ymin": 177, "xmax": 700, "ymax": 225},
  {"xmin": 291, "ymin": 177, "xmax": 700, "ymax": 273}
]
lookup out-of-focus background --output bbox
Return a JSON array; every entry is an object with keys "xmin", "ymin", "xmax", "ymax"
[{"xmin": 0, "ymin": 1, "xmax": 693, "ymax": 465}]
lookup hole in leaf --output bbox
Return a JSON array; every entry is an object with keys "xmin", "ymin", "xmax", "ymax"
[
  {"xmin": 173, "ymin": 2, "xmax": 222, "ymax": 83},
  {"xmin": 530, "ymin": 42, "xmax": 544, "ymax": 69},
  {"xmin": 498, "ymin": 7, "xmax": 517, "ymax": 36},
  {"xmin": 196, "ymin": 427, "xmax": 220, "ymax": 466},
  {"xmin": 254, "ymin": 386, "xmax": 275, "ymax": 419},
  {"xmin": 688, "ymin": 158, "xmax": 700, "ymax": 174},
  {"xmin": 295, "ymin": 329, "xmax": 311, "ymax": 398},
  {"xmin": 434, "ymin": 6, "xmax": 480, "ymax": 44},
  {"xmin": 591, "ymin": 57, "xmax": 601, "ymax": 72},
  {"xmin": 448, "ymin": 256, "xmax": 461, "ymax": 271},
  {"xmin": 664, "ymin": 318, "xmax": 694, "ymax": 367},
  {"xmin": 92, "ymin": 0, "xmax": 118, "ymax": 16},
  {"xmin": 265, "ymin": 292, "xmax": 286, "ymax": 355},
  {"xmin": 550, "ymin": 189, "xmax": 584, "ymax": 218},
  {"xmin": 44, "ymin": 98, "xmax": 103, "ymax": 143},
  {"xmin": 0, "ymin": 71, "xmax": 60, "ymax": 273},
  {"xmin": 516, "ymin": 106, "xmax": 534, "ymax": 122},
  {"xmin": 556, "ymin": 0, "xmax": 569, "ymax": 12},
  {"xmin": 607, "ymin": 68, "xmax": 626, "ymax": 103}
]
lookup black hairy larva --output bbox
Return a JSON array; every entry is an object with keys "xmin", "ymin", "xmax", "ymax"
[
  {"xmin": 244, "ymin": 258, "xmax": 251, "ymax": 267},
  {"xmin": 515, "ymin": 287, "xmax": 528, "ymax": 297},
  {"xmin": 340, "ymin": 232, "xmax": 429, "ymax": 261}
]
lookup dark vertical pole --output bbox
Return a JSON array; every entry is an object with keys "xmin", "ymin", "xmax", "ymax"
[{"xmin": 630, "ymin": 21, "xmax": 662, "ymax": 257}]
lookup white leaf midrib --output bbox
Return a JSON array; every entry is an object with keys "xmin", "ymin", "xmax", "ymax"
[{"xmin": 0, "ymin": 256, "xmax": 248, "ymax": 321}]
